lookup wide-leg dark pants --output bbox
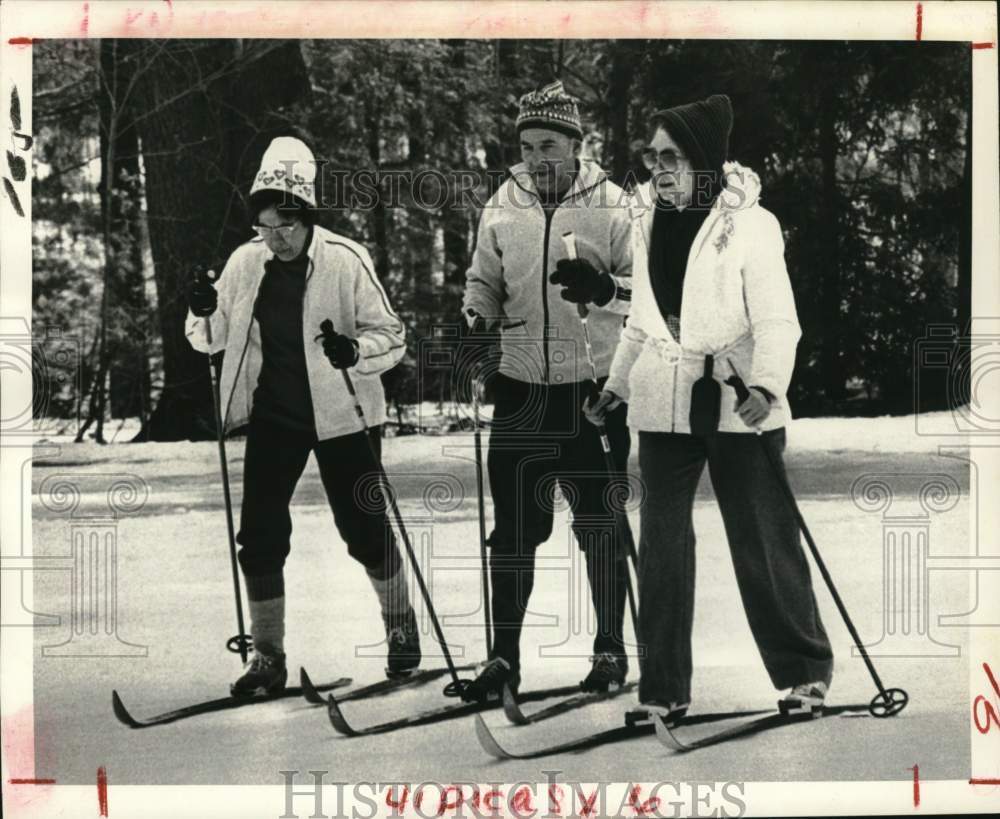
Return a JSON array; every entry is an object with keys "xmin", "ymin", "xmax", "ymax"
[
  {"xmin": 236, "ymin": 414, "xmax": 401, "ymax": 580},
  {"xmin": 637, "ymin": 428, "xmax": 834, "ymax": 705},
  {"xmin": 486, "ymin": 373, "xmax": 632, "ymax": 671}
]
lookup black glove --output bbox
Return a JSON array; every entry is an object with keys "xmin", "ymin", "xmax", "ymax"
[
  {"xmin": 189, "ymin": 269, "xmax": 218, "ymax": 317},
  {"xmin": 549, "ymin": 258, "xmax": 615, "ymax": 306},
  {"xmin": 317, "ymin": 320, "xmax": 360, "ymax": 369}
]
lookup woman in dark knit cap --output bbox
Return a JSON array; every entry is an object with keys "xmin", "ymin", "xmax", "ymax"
[{"xmin": 588, "ymin": 95, "xmax": 835, "ymax": 722}]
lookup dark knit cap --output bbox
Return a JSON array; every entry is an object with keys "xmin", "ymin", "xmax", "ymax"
[
  {"xmin": 516, "ymin": 80, "xmax": 584, "ymax": 141},
  {"xmin": 653, "ymin": 94, "xmax": 733, "ymax": 173}
]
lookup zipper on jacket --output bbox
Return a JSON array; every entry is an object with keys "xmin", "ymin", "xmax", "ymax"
[
  {"xmin": 541, "ymin": 204, "xmax": 557, "ymax": 385},
  {"xmin": 301, "ymin": 255, "xmax": 318, "ymax": 429},
  {"xmin": 221, "ymin": 287, "xmax": 262, "ymax": 434},
  {"xmin": 670, "ymin": 363, "xmax": 678, "ymax": 433}
]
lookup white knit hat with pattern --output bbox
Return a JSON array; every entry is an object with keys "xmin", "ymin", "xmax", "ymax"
[{"xmin": 249, "ymin": 136, "xmax": 317, "ymax": 208}]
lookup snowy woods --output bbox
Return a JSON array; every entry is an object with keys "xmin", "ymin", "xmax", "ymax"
[{"xmin": 31, "ymin": 39, "xmax": 971, "ymax": 441}]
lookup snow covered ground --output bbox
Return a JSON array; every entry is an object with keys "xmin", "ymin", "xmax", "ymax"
[{"xmin": 26, "ymin": 409, "xmax": 975, "ymax": 786}]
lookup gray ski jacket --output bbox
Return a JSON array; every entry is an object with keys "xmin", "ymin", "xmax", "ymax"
[{"xmin": 462, "ymin": 159, "xmax": 633, "ymax": 385}]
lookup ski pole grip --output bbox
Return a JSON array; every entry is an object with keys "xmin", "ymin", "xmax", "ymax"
[
  {"xmin": 561, "ymin": 231, "xmax": 578, "ymax": 259},
  {"xmin": 316, "ymin": 319, "xmax": 336, "ymax": 343},
  {"xmin": 193, "ymin": 265, "xmax": 218, "ymax": 285}
]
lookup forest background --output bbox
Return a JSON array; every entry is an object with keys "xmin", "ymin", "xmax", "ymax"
[{"xmin": 30, "ymin": 38, "xmax": 972, "ymax": 441}]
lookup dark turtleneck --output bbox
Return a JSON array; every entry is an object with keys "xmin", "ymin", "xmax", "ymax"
[
  {"xmin": 252, "ymin": 227, "xmax": 316, "ymax": 432},
  {"xmin": 647, "ymin": 197, "xmax": 712, "ymax": 328}
]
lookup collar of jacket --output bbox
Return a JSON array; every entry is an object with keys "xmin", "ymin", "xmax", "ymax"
[
  {"xmin": 253, "ymin": 226, "xmax": 322, "ymax": 289},
  {"xmin": 256, "ymin": 224, "xmax": 322, "ymax": 266},
  {"xmin": 508, "ymin": 158, "xmax": 609, "ymax": 203},
  {"xmin": 630, "ymin": 178, "xmax": 758, "ymax": 260}
]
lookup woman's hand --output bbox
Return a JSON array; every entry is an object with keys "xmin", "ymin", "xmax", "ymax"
[
  {"xmin": 735, "ymin": 388, "xmax": 771, "ymax": 428},
  {"xmin": 583, "ymin": 390, "xmax": 622, "ymax": 426}
]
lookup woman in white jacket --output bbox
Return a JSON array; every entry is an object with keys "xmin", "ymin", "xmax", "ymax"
[
  {"xmin": 186, "ymin": 137, "xmax": 418, "ymax": 696},
  {"xmin": 588, "ymin": 96, "xmax": 834, "ymax": 721}
]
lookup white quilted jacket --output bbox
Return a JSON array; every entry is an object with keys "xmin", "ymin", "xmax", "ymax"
[{"xmin": 604, "ymin": 166, "xmax": 801, "ymax": 434}]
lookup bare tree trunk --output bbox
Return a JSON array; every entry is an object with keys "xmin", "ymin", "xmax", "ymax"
[
  {"xmin": 96, "ymin": 39, "xmax": 151, "ymax": 430},
  {"xmin": 817, "ymin": 73, "xmax": 845, "ymax": 405},
  {"xmin": 952, "ymin": 89, "xmax": 972, "ymax": 408},
  {"xmin": 606, "ymin": 40, "xmax": 636, "ymax": 187},
  {"xmin": 131, "ymin": 39, "xmax": 309, "ymax": 440}
]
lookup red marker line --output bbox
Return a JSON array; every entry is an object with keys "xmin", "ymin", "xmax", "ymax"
[
  {"xmin": 97, "ymin": 766, "xmax": 108, "ymax": 816},
  {"xmin": 971, "ymin": 42, "xmax": 995, "ymax": 49},
  {"xmin": 911, "ymin": 764, "xmax": 920, "ymax": 807},
  {"xmin": 915, "ymin": 2, "xmax": 923, "ymax": 41},
  {"xmin": 969, "ymin": 778, "xmax": 1000, "ymax": 785},
  {"xmin": 9, "ymin": 778, "xmax": 56, "ymax": 784}
]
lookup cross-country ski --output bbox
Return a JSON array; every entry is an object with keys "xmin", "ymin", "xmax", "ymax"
[
  {"xmin": 111, "ymin": 677, "xmax": 352, "ymax": 729},
  {"xmin": 326, "ymin": 683, "xmax": 581, "ymax": 737}
]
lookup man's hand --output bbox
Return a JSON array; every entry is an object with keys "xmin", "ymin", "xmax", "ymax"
[
  {"xmin": 735, "ymin": 388, "xmax": 771, "ymax": 428},
  {"xmin": 189, "ymin": 269, "xmax": 218, "ymax": 318},
  {"xmin": 550, "ymin": 258, "xmax": 614, "ymax": 306},
  {"xmin": 317, "ymin": 321, "xmax": 360, "ymax": 369},
  {"xmin": 583, "ymin": 389, "xmax": 622, "ymax": 426}
]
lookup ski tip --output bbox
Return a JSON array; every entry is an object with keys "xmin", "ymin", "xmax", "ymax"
[
  {"xmin": 651, "ymin": 712, "xmax": 690, "ymax": 752},
  {"xmin": 326, "ymin": 693, "xmax": 358, "ymax": 737},
  {"xmin": 111, "ymin": 690, "xmax": 141, "ymax": 729},
  {"xmin": 474, "ymin": 713, "xmax": 513, "ymax": 760},
  {"xmin": 501, "ymin": 684, "xmax": 530, "ymax": 726},
  {"xmin": 299, "ymin": 667, "xmax": 323, "ymax": 704}
]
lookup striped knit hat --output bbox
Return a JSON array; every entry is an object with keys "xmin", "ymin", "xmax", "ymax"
[
  {"xmin": 654, "ymin": 94, "xmax": 733, "ymax": 174},
  {"xmin": 516, "ymin": 81, "xmax": 583, "ymax": 140}
]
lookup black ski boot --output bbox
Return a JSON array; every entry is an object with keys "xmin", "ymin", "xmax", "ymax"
[
  {"xmin": 461, "ymin": 657, "xmax": 521, "ymax": 703},
  {"xmin": 384, "ymin": 607, "xmax": 422, "ymax": 679},
  {"xmin": 580, "ymin": 652, "xmax": 628, "ymax": 693},
  {"xmin": 230, "ymin": 649, "xmax": 288, "ymax": 697}
]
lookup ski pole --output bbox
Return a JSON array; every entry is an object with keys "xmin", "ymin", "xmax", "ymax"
[
  {"xmin": 471, "ymin": 371, "xmax": 493, "ymax": 656},
  {"xmin": 199, "ymin": 268, "xmax": 251, "ymax": 664},
  {"xmin": 318, "ymin": 320, "xmax": 473, "ymax": 699},
  {"xmin": 725, "ymin": 360, "xmax": 909, "ymax": 718},
  {"xmin": 561, "ymin": 233, "xmax": 640, "ymax": 635}
]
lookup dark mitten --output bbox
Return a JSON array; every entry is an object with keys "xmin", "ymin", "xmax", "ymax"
[
  {"xmin": 317, "ymin": 320, "xmax": 360, "ymax": 369},
  {"xmin": 189, "ymin": 269, "xmax": 218, "ymax": 317},
  {"xmin": 550, "ymin": 258, "xmax": 615, "ymax": 306}
]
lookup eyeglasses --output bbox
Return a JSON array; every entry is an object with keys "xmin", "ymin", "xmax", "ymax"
[
  {"xmin": 641, "ymin": 147, "xmax": 685, "ymax": 171},
  {"xmin": 253, "ymin": 223, "xmax": 298, "ymax": 239}
]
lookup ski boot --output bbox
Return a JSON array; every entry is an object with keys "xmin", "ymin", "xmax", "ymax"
[
  {"xmin": 461, "ymin": 657, "xmax": 520, "ymax": 703},
  {"xmin": 778, "ymin": 681, "xmax": 828, "ymax": 716},
  {"xmin": 580, "ymin": 653, "xmax": 628, "ymax": 693},
  {"xmin": 384, "ymin": 607, "xmax": 422, "ymax": 679},
  {"xmin": 624, "ymin": 700, "xmax": 690, "ymax": 728},
  {"xmin": 230, "ymin": 649, "xmax": 288, "ymax": 698}
]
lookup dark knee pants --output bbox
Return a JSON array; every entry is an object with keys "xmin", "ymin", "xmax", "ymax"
[
  {"xmin": 236, "ymin": 414, "xmax": 400, "ymax": 580},
  {"xmin": 637, "ymin": 429, "xmax": 833, "ymax": 704},
  {"xmin": 487, "ymin": 374, "xmax": 632, "ymax": 671}
]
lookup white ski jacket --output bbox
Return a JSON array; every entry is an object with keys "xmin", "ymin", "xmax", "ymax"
[
  {"xmin": 185, "ymin": 226, "xmax": 405, "ymax": 440},
  {"xmin": 604, "ymin": 165, "xmax": 800, "ymax": 434},
  {"xmin": 462, "ymin": 159, "xmax": 632, "ymax": 385}
]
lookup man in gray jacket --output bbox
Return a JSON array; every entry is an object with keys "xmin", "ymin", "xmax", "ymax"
[{"xmin": 461, "ymin": 81, "xmax": 635, "ymax": 702}]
